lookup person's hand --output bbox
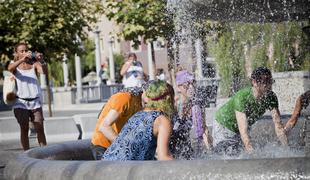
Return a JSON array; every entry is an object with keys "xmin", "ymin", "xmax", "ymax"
[
  {"xmin": 245, "ymin": 144, "xmax": 254, "ymax": 154},
  {"xmin": 9, "ymin": 75, "xmax": 16, "ymax": 81},
  {"xmin": 18, "ymin": 51, "xmax": 31, "ymax": 62},
  {"xmin": 284, "ymin": 118, "xmax": 297, "ymax": 134},
  {"xmin": 126, "ymin": 58, "xmax": 134, "ymax": 65}
]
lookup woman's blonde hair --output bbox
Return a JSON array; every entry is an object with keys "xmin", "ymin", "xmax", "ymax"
[{"xmin": 144, "ymin": 80, "xmax": 175, "ymax": 117}]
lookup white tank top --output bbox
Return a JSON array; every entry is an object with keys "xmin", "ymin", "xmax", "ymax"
[
  {"xmin": 13, "ymin": 66, "xmax": 42, "ymax": 110},
  {"xmin": 123, "ymin": 63, "xmax": 145, "ymax": 88}
]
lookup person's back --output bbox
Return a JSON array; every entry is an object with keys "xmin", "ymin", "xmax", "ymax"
[
  {"xmin": 91, "ymin": 92, "xmax": 142, "ymax": 149},
  {"xmin": 102, "ymin": 80, "xmax": 174, "ymax": 161},
  {"xmin": 102, "ymin": 111, "xmax": 161, "ymax": 160}
]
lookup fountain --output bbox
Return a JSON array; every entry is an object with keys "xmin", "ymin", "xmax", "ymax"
[
  {"xmin": 4, "ymin": 0, "xmax": 310, "ymax": 179},
  {"xmin": 4, "ymin": 114, "xmax": 310, "ymax": 179}
]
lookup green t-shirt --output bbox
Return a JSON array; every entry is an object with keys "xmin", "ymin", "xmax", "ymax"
[{"xmin": 215, "ymin": 87, "xmax": 278, "ymax": 133}]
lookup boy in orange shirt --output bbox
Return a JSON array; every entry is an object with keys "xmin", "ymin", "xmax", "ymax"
[{"xmin": 91, "ymin": 87, "xmax": 143, "ymax": 160}]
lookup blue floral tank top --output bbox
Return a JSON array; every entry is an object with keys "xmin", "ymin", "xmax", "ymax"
[{"xmin": 102, "ymin": 111, "xmax": 162, "ymax": 160}]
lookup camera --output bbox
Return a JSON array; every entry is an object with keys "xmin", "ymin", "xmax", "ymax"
[
  {"xmin": 132, "ymin": 60, "xmax": 138, "ymax": 66},
  {"xmin": 26, "ymin": 52, "xmax": 37, "ymax": 65}
]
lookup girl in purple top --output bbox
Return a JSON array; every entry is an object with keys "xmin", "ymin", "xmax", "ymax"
[{"xmin": 170, "ymin": 69, "xmax": 212, "ymax": 159}]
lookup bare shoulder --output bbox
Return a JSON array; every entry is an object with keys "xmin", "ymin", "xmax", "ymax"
[{"xmin": 155, "ymin": 115, "xmax": 171, "ymax": 127}]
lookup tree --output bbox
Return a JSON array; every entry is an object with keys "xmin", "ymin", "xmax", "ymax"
[
  {"xmin": 103, "ymin": 0, "xmax": 174, "ymax": 76},
  {"xmin": 104, "ymin": 0, "xmax": 173, "ymax": 45},
  {"xmin": 0, "ymin": 0, "xmax": 103, "ymax": 62}
]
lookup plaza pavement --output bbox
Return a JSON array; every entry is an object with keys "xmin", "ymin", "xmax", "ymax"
[{"xmin": 0, "ymin": 102, "xmax": 104, "ymax": 180}]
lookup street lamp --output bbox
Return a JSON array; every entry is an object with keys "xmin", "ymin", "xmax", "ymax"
[
  {"xmin": 108, "ymin": 36, "xmax": 115, "ymax": 84},
  {"xmin": 94, "ymin": 28, "xmax": 102, "ymax": 85}
]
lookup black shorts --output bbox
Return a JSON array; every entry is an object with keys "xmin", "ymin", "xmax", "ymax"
[{"xmin": 13, "ymin": 107, "xmax": 44, "ymax": 125}]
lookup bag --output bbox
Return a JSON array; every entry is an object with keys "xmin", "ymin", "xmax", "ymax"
[{"xmin": 3, "ymin": 71, "xmax": 17, "ymax": 105}]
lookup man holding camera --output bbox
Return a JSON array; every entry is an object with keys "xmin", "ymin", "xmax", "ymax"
[
  {"xmin": 8, "ymin": 42, "xmax": 47, "ymax": 150},
  {"xmin": 120, "ymin": 52, "xmax": 145, "ymax": 88}
]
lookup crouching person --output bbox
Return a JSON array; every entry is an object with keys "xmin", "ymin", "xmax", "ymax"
[{"xmin": 102, "ymin": 80, "xmax": 174, "ymax": 160}]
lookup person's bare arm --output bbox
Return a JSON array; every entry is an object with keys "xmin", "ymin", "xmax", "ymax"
[
  {"xmin": 154, "ymin": 115, "xmax": 173, "ymax": 160},
  {"xmin": 98, "ymin": 109, "xmax": 120, "ymax": 142},
  {"xmin": 271, "ymin": 108, "xmax": 288, "ymax": 146},
  {"xmin": 34, "ymin": 53, "xmax": 47, "ymax": 75},
  {"xmin": 236, "ymin": 111, "xmax": 253, "ymax": 153},
  {"xmin": 203, "ymin": 127, "xmax": 213, "ymax": 150},
  {"xmin": 120, "ymin": 60, "xmax": 133, "ymax": 76},
  {"xmin": 284, "ymin": 96, "xmax": 302, "ymax": 133},
  {"xmin": 8, "ymin": 52, "xmax": 30, "ymax": 72}
]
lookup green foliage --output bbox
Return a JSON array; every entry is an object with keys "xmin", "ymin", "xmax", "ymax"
[
  {"xmin": 0, "ymin": 0, "xmax": 103, "ymax": 61},
  {"xmin": 47, "ymin": 38, "xmax": 97, "ymax": 87},
  {"xmin": 208, "ymin": 21, "xmax": 309, "ymax": 97},
  {"xmin": 81, "ymin": 39, "xmax": 96, "ymax": 74},
  {"xmin": 103, "ymin": 0, "xmax": 174, "ymax": 45},
  {"xmin": 0, "ymin": 0, "xmax": 103, "ymax": 83}
]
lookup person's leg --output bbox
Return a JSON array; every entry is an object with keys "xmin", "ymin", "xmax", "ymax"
[
  {"xmin": 212, "ymin": 119, "xmax": 240, "ymax": 156},
  {"xmin": 14, "ymin": 108, "xmax": 30, "ymax": 150},
  {"xmin": 31, "ymin": 108, "xmax": 47, "ymax": 147},
  {"xmin": 90, "ymin": 144, "xmax": 107, "ymax": 160},
  {"xmin": 29, "ymin": 121, "xmax": 36, "ymax": 137}
]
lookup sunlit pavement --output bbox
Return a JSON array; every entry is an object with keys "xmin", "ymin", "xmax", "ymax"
[{"xmin": 0, "ymin": 102, "xmax": 104, "ymax": 180}]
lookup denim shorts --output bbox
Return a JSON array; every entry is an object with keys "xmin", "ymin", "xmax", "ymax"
[{"xmin": 90, "ymin": 143, "xmax": 107, "ymax": 160}]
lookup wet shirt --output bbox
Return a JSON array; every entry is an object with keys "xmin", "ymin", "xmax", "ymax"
[
  {"xmin": 91, "ymin": 92, "xmax": 142, "ymax": 148},
  {"xmin": 102, "ymin": 111, "xmax": 161, "ymax": 161},
  {"xmin": 215, "ymin": 87, "xmax": 278, "ymax": 133}
]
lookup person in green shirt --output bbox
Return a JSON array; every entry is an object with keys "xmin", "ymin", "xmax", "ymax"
[{"xmin": 213, "ymin": 67, "xmax": 288, "ymax": 155}]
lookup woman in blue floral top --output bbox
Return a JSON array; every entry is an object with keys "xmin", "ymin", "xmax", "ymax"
[{"xmin": 102, "ymin": 80, "xmax": 174, "ymax": 160}]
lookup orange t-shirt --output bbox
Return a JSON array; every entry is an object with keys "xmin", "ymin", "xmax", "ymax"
[{"xmin": 91, "ymin": 92, "xmax": 142, "ymax": 148}]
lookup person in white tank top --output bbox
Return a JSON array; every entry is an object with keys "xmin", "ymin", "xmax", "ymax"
[
  {"xmin": 8, "ymin": 43, "xmax": 47, "ymax": 150},
  {"xmin": 120, "ymin": 53, "xmax": 145, "ymax": 88}
]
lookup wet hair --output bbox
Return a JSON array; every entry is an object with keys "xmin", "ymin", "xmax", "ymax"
[
  {"xmin": 250, "ymin": 67, "xmax": 273, "ymax": 84},
  {"xmin": 144, "ymin": 80, "xmax": 175, "ymax": 117}
]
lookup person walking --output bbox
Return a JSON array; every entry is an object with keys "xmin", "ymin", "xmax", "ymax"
[{"xmin": 8, "ymin": 43, "xmax": 47, "ymax": 150}]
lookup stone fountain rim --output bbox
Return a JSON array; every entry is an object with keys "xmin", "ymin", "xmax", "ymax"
[{"xmin": 4, "ymin": 139, "xmax": 310, "ymax": 180}]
